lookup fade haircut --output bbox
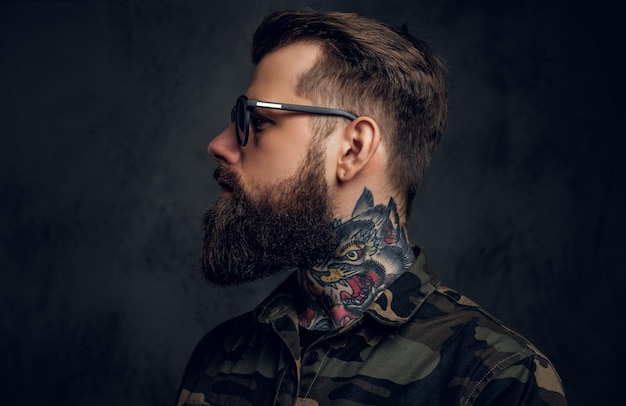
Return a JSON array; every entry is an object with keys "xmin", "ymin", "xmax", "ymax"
[{"xmin": 251, "ymin": 9, "xmax": 448, "ymax": 216}]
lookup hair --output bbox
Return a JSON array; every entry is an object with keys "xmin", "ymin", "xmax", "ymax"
[{"xmin": 251, "ymin": 9, "xmax": 448, "ymax": 216}]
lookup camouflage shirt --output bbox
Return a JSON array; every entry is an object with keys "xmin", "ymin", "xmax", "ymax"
[{"xmin": 176, "ymin": 248, "xmax": 567, "ymax": 405}]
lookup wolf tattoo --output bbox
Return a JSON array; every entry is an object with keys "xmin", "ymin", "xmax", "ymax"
[{"xmin": 299, "ymin": 188, "xmax": 415, "ymax": 330}]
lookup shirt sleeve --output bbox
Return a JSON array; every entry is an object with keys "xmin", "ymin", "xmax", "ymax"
[{"xmin": 472, "ymin": 355, "xmax": 567, "ymax": 406}]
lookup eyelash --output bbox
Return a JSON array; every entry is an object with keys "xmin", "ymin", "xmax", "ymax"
[{"xmin": 249, "ymin": 114, "xmax": 271, "ymax": 133}]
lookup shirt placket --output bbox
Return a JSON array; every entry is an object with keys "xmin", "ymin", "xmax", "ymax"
[{"xmin": 270, "ymin": 313, "xmax": 303, "ymax": 405}]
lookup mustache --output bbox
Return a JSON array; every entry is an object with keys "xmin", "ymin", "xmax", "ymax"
[{"xmin": 213, "ymin": 166, "xmax": 242, "ymax": 195}]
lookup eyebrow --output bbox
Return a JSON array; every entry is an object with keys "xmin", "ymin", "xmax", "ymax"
[
  {"xmin": 250, "ymin": 105, "xmax": 301, "ymax": 120},
  {"xmin": 249, "ymin": 107, "xmax": 278, "ymax": 121}
]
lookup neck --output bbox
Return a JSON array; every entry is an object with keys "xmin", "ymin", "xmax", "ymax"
[{"xmin": 297, "ymin": 188, "xmax": 415, "ymax": 331}]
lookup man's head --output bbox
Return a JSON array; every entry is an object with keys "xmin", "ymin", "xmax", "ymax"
[
  {"xmin": 202, "ymin": 10, "xmax": 447, "ymax": 284},
  {"xmin": 252, "ymin": 9, "xmax": 448, "ymax": 214}
]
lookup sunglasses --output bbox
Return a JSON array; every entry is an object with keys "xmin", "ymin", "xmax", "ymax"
[{"xmin": 230, "ymin": 95, "xmax": 357, "ymax": 146}]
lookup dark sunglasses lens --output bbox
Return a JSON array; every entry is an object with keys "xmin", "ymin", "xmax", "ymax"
[
  {"xmin": 236, "ymin": 98, "xmax": 247, "ymax": 145},
  {"xmin": 230, "ymin": 103, "xmax": 241, "ymax": 145}
]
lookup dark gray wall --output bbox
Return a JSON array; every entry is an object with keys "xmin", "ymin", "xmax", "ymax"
[{"xmin": 1, "ymin": 0, "xmax": 623, "ymax": 404}]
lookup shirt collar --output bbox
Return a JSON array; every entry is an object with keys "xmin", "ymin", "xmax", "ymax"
[
  {"xmin": 255, "ymin": 246, "xmax": 440, "ymax": 327},
  {"xmin": 364, "ymin": 246, "xmax": 440, "ymax": 325}
]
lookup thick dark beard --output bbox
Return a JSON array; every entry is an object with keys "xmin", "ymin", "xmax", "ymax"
[{"xmin": 201, "ymin": 148, "xmax": 337, "ymax": 285}]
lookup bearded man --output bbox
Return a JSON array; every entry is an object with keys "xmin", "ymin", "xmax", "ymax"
[{"xmin": 175, "ymin": 9, "xmax": 567, "ymax": 406}]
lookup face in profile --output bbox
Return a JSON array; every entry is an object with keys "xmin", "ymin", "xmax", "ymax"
[{"xmin": 202, "ymin": 43, "xmax": 345, "ymax": 285}]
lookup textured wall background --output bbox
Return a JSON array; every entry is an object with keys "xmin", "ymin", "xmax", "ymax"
[{"xmin": 1, "ymin": 0, "xmax": 623, "ymax": 405}]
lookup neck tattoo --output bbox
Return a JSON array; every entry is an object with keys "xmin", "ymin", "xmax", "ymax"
[{"xmin": 298, "ymin": 188, "xmax": 415, "ymax": 330}]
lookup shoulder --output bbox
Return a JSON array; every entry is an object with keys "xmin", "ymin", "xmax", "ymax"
[
  {"xmin": 469, "ymin": 353, "xmax": 567, "ymax": 405},
  {"xmin": 417, "ymin": 285, "xmax": 545, "ymax": 356},
  {"xmin": 175, "ymin": 311, "xmax": 276, "ymax": 405},
  {"xmin": 398, "ymin": 285, "xmax": 567, "ymax": 404},
  {"xmin": 178, "ymin": 311, "xmax": 258, "ymax": 384}
]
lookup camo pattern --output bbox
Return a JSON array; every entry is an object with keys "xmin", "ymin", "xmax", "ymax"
[{"xmin": 176, "ymin": 248, "xmax": 567, "ymax": 405}]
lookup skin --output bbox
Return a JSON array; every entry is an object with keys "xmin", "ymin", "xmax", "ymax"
[
  {"xmin": 298, "ymin": 188, "xmax": 415, "ymax": 330},
  {"xmin": 208, "ymin": 42, "xmax": 415, "ymax": 331}
]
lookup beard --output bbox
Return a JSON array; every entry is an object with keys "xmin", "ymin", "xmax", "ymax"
[{"xmin": 201, "ymin": 146, "xmax": 337, "ymax": 285}]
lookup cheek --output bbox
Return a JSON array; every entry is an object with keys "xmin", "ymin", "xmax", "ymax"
[
  {"xmin": 243, "ymin": 121, "xmax": 315, "ymax": 181},
  {"xmin": 239, "ymin": 149, "xmax": 308, "ymax": 194},
  {"xmin": 243, "ymin": 158, "xmax": 296, "ymax": 182},
  {"xmin": 241, "ymin": 143, "xmax": 301, "ymax": 179}
]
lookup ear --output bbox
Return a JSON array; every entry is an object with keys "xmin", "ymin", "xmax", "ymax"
[{"xmin": 336, "ymin": 116, "xmax": 381, "ymax": 182}]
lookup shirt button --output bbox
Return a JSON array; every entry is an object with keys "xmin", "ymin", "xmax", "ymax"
[{"xmin": 306, "ymin": 351, "xmax": 319, "ymax": 364}]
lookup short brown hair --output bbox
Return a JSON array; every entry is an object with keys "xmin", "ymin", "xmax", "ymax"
[{"xmin": 252, "ymin": 9, "xmax": 448, "ymax": 215}]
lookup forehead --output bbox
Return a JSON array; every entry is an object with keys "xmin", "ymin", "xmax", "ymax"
[{"xmin": 246, "ymin": 42, "xmax": 321, "ymax": 103}]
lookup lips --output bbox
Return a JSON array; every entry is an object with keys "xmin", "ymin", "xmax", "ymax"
[
  {"xmin": 214, "ymin": 167, "xmax": 236, "ymax": 195},
  {"xmin": 217, "ymin": 178, "xmax": 234, "ymax": 194}
]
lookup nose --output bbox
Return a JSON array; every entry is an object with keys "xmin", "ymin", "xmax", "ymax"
[{"xmin": 207, "ymin": 123, "xmax": 241, "ymax": 165}]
